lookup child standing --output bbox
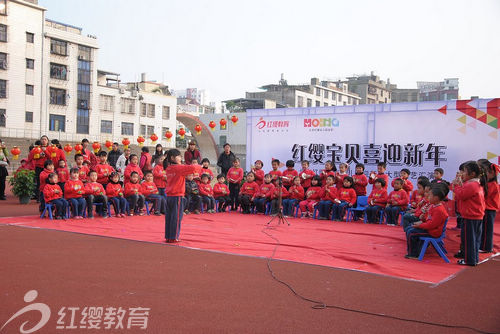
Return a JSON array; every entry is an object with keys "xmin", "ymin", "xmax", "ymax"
[
  {"xmin": 106, "ymin": 172, "xmax": 127, "ymax": 217},
  {"xmin": 124, "ymin": 171, "xmax": 145, "ymax": 216},
  {"xmin": 320, "ymin": 160, "xmax": 337, "ymax": 186},
  {"xmin": 56, "ymin": 159, "xmax": 69, "ymax": 196},
  {"xmin": 39, "ymin": 159, "xmax": 55, "ymax": 211},
  {"xmin": 270, "ymin": 180, "xmax": 288, "ymax": 215},
  {"xmin": 163, "ymin": 149, "xmax": 202, "ymax": 243},
  {"xmin": 85, "ymin": 171, "xmax": 108, "ymax": 219},
  {"xmin": 331, "ymin": 176, "xmax": 357, "ymax": 221},
  {"xmin": 200, "ymin": 158, "xmax": 214, "ymax": 180},
  {"xmin": 251, "ymin": 160, "xmax": 265, "ymax": 186},
  {"xmin": 184, "ymin": 174, "xmax": 201, "ymax": 214},
  {"xmin": 431, "ymin": 168, "xmax": 449, "ymax": 185},
  {"xmin": 254, "ymin": 174, "xmax": 275, "ymax": 213},
  {"xmin": 299, "ymin": 175, "xmax": 321, "ymax": 218},
  {"xmin": 74, "ymin": 154, "xmax": 90, "ymax": 183},
  {"xmin": 478, "ymin": 159, "xmax": 499, "ymax": 254},
  {"xmin": 385, "ymin": 178, "xmax": 409, "ymax": 226},
  {"xmin": 369, "ymin": 162, "xmax": 389, "ymax": 190},
  {"xmin": 366, "ymin": 179, "xmax": 388, "ymax": 223},
  {"xmin": 199, "ymin": 174, "xmax": 216, "ymax": 213},
  {"xmin": 335, "ymin": 163, "xmax": 349, "ymax": 189},
  {"xmin": 282, "ymin": 160, "xmax": 298, "ymax": 190},
  {"xmin": 43, "ymin": 173, "xmax": 68, "ymax": 220},
  {"xmin": 227, "ymin": 158, "xmax": 244, "ymax": 211},
  {"xmin": 283, "ymin": 176, "xmax": 304, "ymax": 217},
  {"xmin": 317, "ymin": 175, "xmax": 337, "ymax": 220},
  {"xmin": 153, "ymin": 155, "xmax": 167, "ymax": 197},
  {"xmin": 95, "ymin": 151, "xmax": 115, "ymax": 189},
  {"xmin": 124, "ymin": 154, "xmax": 143, "ymax": 184},
  {"xmin": 392, "ymin": 168, "xmax": 413, "ymax": 196},
  {"xmin": 299, "ymin": 160, "xmax": 316, "ymax": 192},
  {"xmin": 141, "ymin": 171, "xmax": 167, "ymax": 216},
  {"xmin": 239, "ymin": 172, "xmax": 259, "ymax": 214},
  {"xmin": 213, "ymin": 174, "xmax": 231, "ymax": 212},
  {"xmin": 65, "ymin": 168, "xmax": 86, "ymax": 219},
  {"xmin": 269, "ymin": 159, "xmax": 282, "ymax": 186},
  {"xmin": 352, "ymin": 163, "xmax": 368, "ymax": 196}
]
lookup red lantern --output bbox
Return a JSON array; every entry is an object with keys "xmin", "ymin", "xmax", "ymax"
[
  {"xmin": 92, "ymin": 141, "xmax": 101, "ymax": 153},
  {"xmin": 165, "ymin": 130, "xmax": 173, "ymax": 142},
  {"xmin": 194, "ymin": 124, "xmax": 202, "ymax": 135},
  {"xmin": 10, "ymin": 146, "xmax": 21, "ymax": 160},
  {"xmin": 122, "ymin": 138, "xmax": 130, "ymax": 149},
  {"xmin": 74, "ymin": 144, "xmax": 83, "ymax": 154},
  {"xmin": 150, "ymin": 133, "xmax": 158, "ymax": 144},
  {"xmin": 209, "ymin": 121, "xmax": 216, "ymax": 131},
  {"xmin": 178, "ymin": 128, "xmax": 186, "ymax": 139},
  {"xmin": 32, "ymin": 146, "xmax": 42, "ymax": 159},
  {"xmin": 64, "ymin": 144, "xmax": 73, "ymax": 155},
  {"xmin": 231, "ymin": 115, "xmax": 239, "ymax": 125},
  {"xmin": 220, "ymin": 118, "xmax": 227, "ymax": 129},
  {"xmin": 105, "ymin": 140, "xmax": 113, "ymax": 151},
  {"xmin": 137, "ymin": 136, "xmax": 145, "ymax": 147},
  {"xmin": 46, "ymin": 145, "xmax": 58, "ymax": 159}
]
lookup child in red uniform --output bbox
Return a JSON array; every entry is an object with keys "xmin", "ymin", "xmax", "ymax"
[
  {"xmin": 251, "ymin": 160, "xmax": 265, "ymax": 186},
  {"xmin": 352, "ymin": 163, "xmax": 368, "ymax": 196},
  {"xmin": 125, "ymin": 171, "xmax": 145, "ymax": 216},
  {"xmin": 410, "ymin": 176, "xmax": 429, "ymax": 209},
  {"xmin": 65, "ymin": 168, "xmax": 86, "ymax": 219},
  {"xmin": 283, "ymin": 176, "xmax": 304, "ymax": 217},
  {"xmin": 74, "ymin": 154, "xmax": 90, "ymax": 183},
  {"xmin": 452, "ymin": 161, "xmax": 486, "ymax": 266},
  {"xmin": 213, "ymin": 174, "xmax": 230, "ymax": 212},
  {"xmin": 141, "ymin": 171, "xmax": 167, "ymax": 215},
  {"xmin": 124, "ymin": 154, "xmax": 143, "ymax": 185},
  {"xmin": 317, "ymin": 175, "xmax": 338, "ymax": 220},
  {"xmin": 299, "ymin": 160, "xmax": 316, "ymax": 192},
  {"xmin": 163, "ymin": 149, "xmax": 202, "ymax": 243},
  {"xmin": 84, "ymin": 171, "xmax": 108, "ymax": 219},
  {"xmin": 95, "ymin": 151, "xmax": 115, "ymax": 189},
  {"xmin": 269, "ymin": 159, "xmax": 282, "ymax": 186},
  {"xmin": 199, "ymin": 174, "xmax": 216, "ymax": 213},
  {"xmin": 391, "ymin": 168, "xmax": 413, "ymax": 196},
  {"xmin": 106, "ymin": 172, "xmax": 127, "ymax": 217},
  {"xmin": 282, "ymin": 160, "xmax": 298, "ymax": 190},
  {"xmin": 320, "ymin": 160, "xmax": 336, "ymax": 186},
  {"xmin": 478, "ymin": 159, "xmax": 500, "ymax": 253},
  {"xmin": 270, "ymin": 180, "xmax": 288, "ymax": 215},
  {"xmin": 369, "ymin": 162, "xmax": 389, "ymax": 191},
  {"xmin": 405, "ymin": 183, "xmax": 449, "ymax": 259},
  {"xmin": 402, "ymin": 178, "xmax": 431, "ymax": 231},
  {"xmin": 239, "ymin": 172, "xmax": 259, "ymax": 214},
  {"xmin": 299, "ymin": 175, "xmax": 321, "ymax": 218},
  {"xmin": 335, "ymin": 163, "xmax": 349, "ymax": 189},
  {"xmin": 385, "ymin": 178, "xmax": 409, "ymax": 226},
  {"xmin": 366, "ymin": 178, "xmax": 388, "ymax": 223},
  {"xmin": 332, "ymin": 176, "xmax": 357, "ymax": 221},
  {"xmin": 56, "ymin": 159, "xmax": 69, "ymax": 196},
  {"xmin": 39, "ymin": 160, "xmax": 55, "ymax": 212},
  {"xmin": 153, "ymin": 155, "xmax": 167, "ymax": 197},
  {"xmin": 227, "ymin": 158, "xmax": 244, "ymax": 211},
  {"xmin": 43, "ymin": 173, "xmax": 68, "ymax": 220},
  {"xmin": 254, "ymin": 174, "xmax": 275, "ymax": 213},
  {"xmin": 200, "ymin": 158, "xmax": 214, "ymax": 180}
]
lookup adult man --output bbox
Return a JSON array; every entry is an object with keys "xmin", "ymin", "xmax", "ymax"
[
  {"xmin": 107, "ymin": 142, "xmax": 122, "ymax": 169},
  {"xmin": 116, "ymin": 147, "xmax": 131, "ymax": 180},
  {"xmin": 217, "ymin": 143, "xmax": 236, "ymax": 176},
  {"xmin": 184, "ymin": 140, "xmax": 201, "ymax": 165}
]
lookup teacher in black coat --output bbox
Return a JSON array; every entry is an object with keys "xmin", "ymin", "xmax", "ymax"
[{"xmin": 217, "ymin": 143, "xmax": 236, "ymax": 176}]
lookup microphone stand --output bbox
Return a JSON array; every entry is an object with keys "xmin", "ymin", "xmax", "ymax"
[{"xmin": 267, "ymin": 176, "xmax": 290, "ymax": 226}]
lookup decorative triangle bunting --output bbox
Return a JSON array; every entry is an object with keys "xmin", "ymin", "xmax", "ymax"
[
  {"xmin": 489, "ymin": 131, "xmax": 498, "ymax": 139},
  {"xmin": 438, "ymin": 105, "xmax": 447, "ymax": 115},
  {"xmin": 467, "ymin": 120, "xmax": 476, "ymax": 129},
  {"xmin": 457, "ymin": 115, "xmax": 467, "ymax": 124},
  {"xmin": 457, "ymin": 125, "xmax": 466, "ymax": 134},
  {"xmin": 487, "ymin": 152, "xmax": 498, "ymax": 160}
]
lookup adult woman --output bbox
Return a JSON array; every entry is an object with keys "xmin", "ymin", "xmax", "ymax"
[
  {"xmin": 152, "ymin": 144, "xmax": 164, "ymax": 164},
  {"xmin": 184, "ymin": 140, "xmax": 201, "ymax": 165},
  {"xmin": 28, "ymin": 135, "xmax": 49, "ymax": 201},
  {"xmin": 0, "ymin": 138, "xmax": 9, "ymax": 200}
]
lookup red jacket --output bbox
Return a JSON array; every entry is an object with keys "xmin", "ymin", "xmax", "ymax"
[
  {"xmin": 140, "ymin": 152, "xmax": 153, "ymax": 173},
  {"xmin": 387, "ymin": 189, "xmax": 409, "ymax": 209},
  {"xmin": 201, "ymin": 167, "xmax": 214, "ymax": 180},
  {"xmin": 198, "ymin": 182, "xmax": 214, "ymax": 197},
  {"xmin": 82, "ymin": 149, "xmax": 98, "ymax": 171},
  {"xmin": 76, "ymin": 165, "xmax": 90, "ymax": 182},
  {"xmin": 184, "ymin": 149, "xmax": 201, "ymax": 165},
  {"xmin": 213, "ymin": 183, "xmax": 230, "ymax": 197},
  {"xmin": 391, "ymin": 178, "xmax": 413, "ymax": 195},
  {"xmin": 124, "ymin": 182, "xmax": 142, "ymax": 197},
  {"xmin": 454, "ymin": 179, "xmax": 485, "ymax": 220},
  {"xmin": 124, "ymin": 163, "xmax": 143, "ymax": 184},
  {"xmin": 43, "ymin": 183, "xmax": 63, "ymax": 202},
  {"xmin": 282, "ymin": 169, "xmax": 298, "ymax": 187},
  {"xmin": 415, "ymin": 198, "xmax": 430, "ymax": 218},
  {"xmin": 335, "ymin": 172, "xmax": 348, "ymax": 189},
  {"xmin": 64, "ymin": 179, "xmax": 85, "ymax": 199},
  {"xmin": 28, "ymin": 145, "xmax": 48, "ymax": 169},
  {"xmin": 240, "ymin": 181, "xmax": 259, "ymax": 197},
  {"xmin": 165, "ymin": 164, "xmax": 202, "ymax": 197},
  {"xmin": 227, "ymin": 167, "xmax": 244, "ymax": 184},
  {"xmin": 299, "ymin": 169, "xmax": 316, "ymax": 188},
  {"xmin": 485, "ymin": 181, "xmax": 499, "ymax": 211},
  {"xmin": 153, "ymin": 164, "xmax": 167, "ymax": 189},
  {"xmin": 320, "ymin": 185, "xmax": 338, "ymax": 202},
  {"xmin": 353, "ymin": 173, "xmax": 368, "ymax": 196},
  {"xmin": 288, "ymin": 185, "xmax": 305, "ymax": 200},
  {"xmin": 106, "ymin": 183, "xmax": 124, "ymax": 198},
  {"xmin": 85, "ymin": 182, "xmax": 105, "ymax": 196},
  {"xmin": 410, "ymin": 191, "xmax": 424, "ymax": 209},
  {"xmin": 56, "ymin": 167, "xmax": 69, "ymax": 183},
  {"xmin": 95, "ymin": 163, "xmax": 115, "ymax": 184},
  {"xmin": 369, "ymin": 173, "xmax": 389, "ymax": 190},
  {"xmin": 271, "ymin": 186, "xmax": 288, "ymax": 199},
  {"xmin": 419, "ymin": 203, "xmax": 449, "ymax": 237},
  {"xmin": 256, "ymin": 183, "xmax": 275, "ymax": 199},
  {"xmin": 320, "ymin": 169, "xmax": 336, "ymax": 185},
  {"xmin": 141, "ymin": 181, "xmax": 159, "ymax": 197},
  {"xmin": 269, "ymin": 170, "xmax": 282, "ymax": 184},
  {"xmin": 338, "ymin": 187, "xmax": 357, "ymax": 205},
  {"xmin": 252, "ymin": 168, "xmax": 265, "ymax": 186},
  {"xmin": 50, "ymin": 149, "xmax": 66, "ymax": 168},
  {"xmin": 39, "ymin": 168, "xmax": 53, "ymax": 191},
  {"xmin": 305, "ymin": 186, "xmax": 322, "ymax": 201},
  {"xmin": 368, "ymin": 188, "xmax": 388, "ymax": 206}
]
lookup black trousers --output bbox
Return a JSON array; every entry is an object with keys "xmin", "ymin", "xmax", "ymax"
[
  {"xmin": 215, "ymin": 196, "xmax": 231, "ymax": 211},
  {"xmin": 0, "ymin": 166, "xmax": 7, "ymax": 197},
  {"xmin": 228, "ymin": 183, "xmax": 240, "ymax": 209},
  {"xmin": 86, "ymin": 195, "xmax": 108, "ymax": 217}
]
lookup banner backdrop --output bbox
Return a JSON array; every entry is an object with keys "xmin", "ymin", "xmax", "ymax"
[{"xmin": 246, "ymin": 98, "xmax": 499, "ymax": 190}]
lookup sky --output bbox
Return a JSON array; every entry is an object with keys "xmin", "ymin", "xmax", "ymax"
[{"xmin": 39, "ymin": 0, "xmax": 500, "ymax": 103}]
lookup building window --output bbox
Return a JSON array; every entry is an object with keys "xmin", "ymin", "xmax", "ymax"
[
  {"xmin": 324, "ymin": 90, "xmax": 329, "ymax": 98},
  {"xmin": 141, "ymin": 103, "xmax": 155, "ymax": 117},
  {"xmin": 307, "ymin": 98, "xmax": 312, "ymax": 107},
  {"xmin": 101, "ymin": 120, "xmax": 112, "ymax": 133},
  {"xmin": 121, "ymin": 98, "xmax": 135, "ymax": 114},
  {"xmin": 25, "ymin": 111, "xmax": 33, "ymax": 123},
  {"xmin": 0, "ymin": 0, "xmax": 6, "ymax": 15},
  {"xmin": 121, "ymin": 122, "xmax": 134, "ymax": 135},
  {"xmin": 140, "ymin": 124, "xmax": 146, "ymax": 136},
  {"xmin": 348, "ymin": 96, "xmax": 352, "ymax": 104},
  {"xmin": 78, "ymin": 45, "xmax": 92, "ymax": 61},
  {"xmin": 50, "ymin": 63, "xmax": 67, "ymax": 80},
  {"xmin": 50, "ymin": 39, "xmax": 67, "ymax": 56},
  {"xmin": 297, "ymin": 96, "xmax": 304, "ymax": 108},
  {"xmin": 324, "ymin": 102, "xmax": 328, "ymax": 107},
  {"xmin": 315, "ymin": 101, "xmax": 320, "ymax": 107},
  {"xmin": 78, "ymin": 60, "xmax": 91, "ymax": 84},
  {"xmin": 219, "ymin": 135, "xmax": 227, "ymax": 147},
  {"xmin": 26, "ymin": 84, "xmax": 34, "ymax": 95},
  {"xmin": 0, "ymin": 80, "xmax": 6, "ymax": 98},
  {"xmin": 332, "ymin": 92, "xmax": 336, "ymax": 100},
  {"xmin": 140, "ymin": 103, "xmax": 147, "ymax": 117},
  {"xmin": 162, "ymin": 127, "xmax": 169, "ymax": 136},
  {"xmin": 26, "ymin": 58, "xmax": 34, "ymax": 69},
  {"xmin": 0, "ymin": 25, "xmax": 6, "ymax": 42},
  {"xmin": 0, "ymin": 52, "xmax": 6, "ymax": 70},
  {"xmin": 147, "ymin": 125, "xmax": 155, "ymax": 136},
  {"xmin": 26, "ymin": 32, "xmax": 34, "ymax": 43},
  {"xmin": 100, "ymin": 94, "xmax": 114, "ymax": 112},
  {"xmin": 0, "ymin": 109, "xmax": 5, "ymax": 127},
  {"xmin": 77, "ymin": 84, "xmax": 90, "ymax": 109},
  {"xmin": 147, "ymin": 104, "xmax": 155, "ymax": 118},
  {"xmin": 316, "ymin": 88, "xmax": 321, "ymax": 96},
  {"xmin": 162, "ymin": 106, "xmax": 170, "ymax": 120},
  {"xmin": 49, "ymin": 87, "xmax": 66, "ymax": 105},
  {"xmin": 338, "ymin": 94, "xmax": 341, "ymax": 102},
  {"xmin": 49, "ymin": 114, "xmax": 65, "ymax": 132},
  {"xmin": 76, "ymin": 109, "xmax": 89, "ymax": 134}
]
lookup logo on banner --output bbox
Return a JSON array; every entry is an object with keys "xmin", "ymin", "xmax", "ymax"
[
  {"xmin": 255, "ymin": 117, "xmax": 290, "ymax": 132},
  {"xmin": 303, "ymin": 118, "xmax": 339, "ymax": 132}
]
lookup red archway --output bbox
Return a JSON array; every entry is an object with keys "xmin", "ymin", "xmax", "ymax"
[{"xmin": 176, "ymin": 113, "xmax": 219, "ymax": 164}]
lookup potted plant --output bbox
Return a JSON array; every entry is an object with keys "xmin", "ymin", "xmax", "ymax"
[{"xmin": 9, "ymin": 169, "xmax": 36, "ymax": 204}]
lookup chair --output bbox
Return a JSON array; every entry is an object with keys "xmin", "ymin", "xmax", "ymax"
[
  {"xmin": 346, "ymin": 196, "xmax": 368, "ymax": 222},
  {"xmin": 40, "ymin": 195, "xmax": 54, "ymax": 220},
  {"xmin": 418, "ymin": 218, "xmax": 449, "ymax": 263},
  {"xmin": 264, "ymin": 202, "xmax": 272, "ymax": 215},
  {"xmin": 294, "ymin": 203, "xmax": 302, "ymax": 218},
  {"xmin": 107, "ymin": 200, "xmax": 130, "ymax": 217},
  {"xmin": 144, "ymin": 200, "xmax": 153, "ymax": 215}
]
